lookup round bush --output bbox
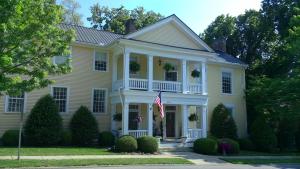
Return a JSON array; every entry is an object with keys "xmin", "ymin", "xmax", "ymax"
[
  {"xmin": 238, "ymin": 138, "xmax": 255, "ymax": 151},
  {"xmin": 24, "ymin": 94, "xmax": 63, "ymax": 146},
  {"xmin": 2, "ymin": 130, "xmax": 20, "ymax": 146},
  {"xmin": 70, "ymin": 106, "xmax": 99, "ymax": 146},
  {"xmin": 193, "ymin": 138, "xmax": 218, "ymax": 155},
  {"xmin": 98, "ymin": 131, "xmax": 115, "ymax": 147},
  {"xmin": 210, "ymin": 104, "xmax": 238, "ymax": 140},
  {"xmin": 116, "ymin": 135, "xmax": 138, "ymax": 152},
  {"xmin": 218, "ymin": 138, "xmax": 240, "ymax": 154},
  {"xmin": 60, "ymin": 130, "xmax": 72, "ymax": 146},
  {"xmin": 250, "ymin": 117, "xmax": 277, "ymax": 152},
  {"xmin": 137, "ymin": 136, "xmax": 158, "ymax": 153}
]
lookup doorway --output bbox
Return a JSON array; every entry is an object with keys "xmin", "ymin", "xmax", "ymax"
[{"xmin": 165, "ymin": 106, "xmax": 176, "ymax": 138}]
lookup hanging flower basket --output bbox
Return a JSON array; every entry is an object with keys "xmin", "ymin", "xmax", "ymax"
[
  {"xmin": 163, "ymin": 63, "xmax": 175, "ymax": 72},
  {"xmin": 130, "ymin": 61, "xmax": 140, "ymax": 73},
  {"xmin": 188, "ymin": 113, "xmax": 198, "ymax": 121},
  {"xmin": 113, "ymin": 113, "xmax": 122, "ymax": 121},
  {"xmin": 191, "ymin": 69, "xmax": 200, "ymax": 78}
]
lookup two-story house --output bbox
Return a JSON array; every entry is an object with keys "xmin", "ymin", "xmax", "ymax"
[{"xmin": 0, "ymin": 15, "xmax": 247, "ymax": 142}]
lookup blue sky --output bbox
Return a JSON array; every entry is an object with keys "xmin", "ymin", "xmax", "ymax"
[{"xmin": 64, "ymin": 0, "xmax": 261, "ymax": 34}]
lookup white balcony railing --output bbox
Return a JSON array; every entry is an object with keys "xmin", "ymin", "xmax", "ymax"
[
  {"xmin": 128, "ymin": 130, "xmax": 148, "ymax": 138},
  {"xmin": 129, "ymin": 78, "xmax": 148, "ymax": 90},
  {"xmin": 187, "ymin": 83, "xmax": 202, "ymax": 94},
  {"xmin": 188, "ymin": 129, "xmax": 203, "ymax": 139},
  {"xmin": 153, "ymin": 80, "xmax": 182, "ymax": 92}
]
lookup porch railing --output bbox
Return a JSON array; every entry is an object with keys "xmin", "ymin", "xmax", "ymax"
[
  {"xmin": 188, "ymin": 129, "xmax": 203, "ymax": 139},
  {"xmin": 153, "ymin": 80, "xmax": 182, "ymax": 92},
  {"xmin": 187, "ymin": 83, "xmax": 202, "ymax": 94},
  {"xmin": 128, "ymin": 130, "xmax": 148, "ymax": 138},
  {"xmin": 129, "ymin": 78, "xmax": 148, "ymax": 90}
]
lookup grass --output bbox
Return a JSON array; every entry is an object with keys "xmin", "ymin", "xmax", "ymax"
[
  {"xmin": 0, "ymin": 147, "xmax": 115, "ymax": 156},
  {"xmin": 0, "ymin": 158, "xmax": 192, "ymax": 168},
  {"xmin": 238, "ymin": 150, "xmax": 300, "ymax": 156},
  {"xmin": 222, "ymin": 158, "xmax": 300, "ymax": 164}
]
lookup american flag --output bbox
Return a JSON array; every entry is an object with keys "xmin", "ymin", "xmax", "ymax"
[{"xmin": 155, "ymin": 91, "xmax": 164, "ymax": 118}]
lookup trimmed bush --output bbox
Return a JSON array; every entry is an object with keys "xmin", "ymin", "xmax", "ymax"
[
  {"xmin": 137, "ymin": 136, "xmax": 158, "ymax": 153},
  {"xmin": 2, "ymin": 130, "xmax": 20, "ymax": 146},
  {"xmin": 193, "ymin": 138, "xmax": 218, "ymax": 155},
  {"xmin": 238, "ymin": 138, "xmax": 255, "ymax": 151},
  {"xmin": 210, "ymin": 104, "xmax": 238, "ymax": 140},
  {"xmin": 116, "ymin": 135, "xmax": 137, "ymax": 152},
  {"xmin": 70, "ymin": 106, "xmax": 99, "ymax": 146},
  {"xmin": 250, "ymin": 117, "xmax": 277, "ymax": 152},
  {"xmin": 98, "ymin": 131, "xmax": 115, "ymax": 147},
  {"xmin": 296, "ymin": 124, "xmax": 300, "ymax": 151},
  {"xmin": 277, "ymin": 118, "xmax": 297, "ymax": 151},
  {"xmin": 60, "ymin": 130, "xmax": 72, "ymax": 146},
  {"xmin": 24, "ymin": 94, "xmax": 63, "ymax": 146},
  {"xmin": 218, "ymin": 138, "xmax": 240, "ymax": 154}
]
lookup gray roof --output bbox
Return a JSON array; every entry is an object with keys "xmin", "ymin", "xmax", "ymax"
[
  {"xmin": 59, "ymin": 24, "xmax": 123, "ymax": 46},
  {"xmin": 215, "ymin": 50, "xmax": 246, "ymax": 65}
]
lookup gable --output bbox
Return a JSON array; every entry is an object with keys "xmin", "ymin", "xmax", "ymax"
[{"xmin": 133, "ymin": 22, "xmax": 205, "ymax": 50}]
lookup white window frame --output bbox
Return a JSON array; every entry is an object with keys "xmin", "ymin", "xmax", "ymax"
[
  {"xmin": 51, "ymin": 86, "xmax": 70, "ymax": 113},
  {"xmin": 4, "ymin": 93, "xmax": 27, "ymax": 113},
  {"xmin": 91, "ymin": 88, "xmax": 108, "ymax": 114},
  {"xmin": 52, "ymin": 46, "xmax": 72, "ymax": 65},
  {"xmin": 224, "ymin": 103, "xmax": 235, "ymax": 118},
  {"xmin": 93, "ymin": 49, "xmax": 109, "ymax": 72},
  {"xmin": 221, "ymin": 68, "xmax": 233, "ymax": 95}
]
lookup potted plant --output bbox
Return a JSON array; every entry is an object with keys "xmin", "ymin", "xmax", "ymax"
[
  {"xmin": 163, "ymin": 63, "xmax": 175, "ymax": 72},
  {"xmin": 130, "ymin": 61, "xmax": 140, "ymax": 73},
  {"xmin": 113, "ymin": 113, "xmax": 122, "ymax": 121},
  {"xmin": 188, "ymin": 113, "xmax": 198, "ymax": 121},
  {"xmin": 191, "ymin": 69, "xmax": 200, "ymax": 78}
]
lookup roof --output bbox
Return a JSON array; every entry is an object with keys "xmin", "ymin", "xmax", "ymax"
[
  {"xmin": 59, "ymin": 24, "xmax": 123, "ymax": 46},
  {"xmin": 215, "ymin": 50, "xmax": 246, "ymax": 65}
]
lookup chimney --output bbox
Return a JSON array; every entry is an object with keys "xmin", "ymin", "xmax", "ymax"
[
  {"xmin": 125, "ymin": 19, "xmax": 136, "ymax": 34},
  {"xmin": 211, "ymin": 37, "xmax": 227, "ymax": 53}
]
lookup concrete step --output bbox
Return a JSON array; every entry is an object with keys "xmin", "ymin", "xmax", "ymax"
[{"xmin": 159, "ymin": 147, "xmax": 192, "ymax": 152}]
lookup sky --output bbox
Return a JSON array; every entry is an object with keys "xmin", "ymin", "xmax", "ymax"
[{"xmin": 65, "ymin": 0, "xmax": 262, "ymax": 34}]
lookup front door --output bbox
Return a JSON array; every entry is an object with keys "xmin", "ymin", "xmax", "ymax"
[
  {"xmin": 129, "ymin": 105, "xmax": 139, "ymax": 130},
  {"xmin": 165, "ymin": 106, "xmax": 176, "ymax": 138}
]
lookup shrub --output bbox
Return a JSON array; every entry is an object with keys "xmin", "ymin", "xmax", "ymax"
[
  {"xmin": 238, "ymin": 138, "xmax": 255, "ymax": 151},
  {"xmin": 60, "ymin": 130, "xmax": 72, "ymax": 146},
  {"xmin": 193, "ymin": 138, "xmax": 218, "ymax": 155},
  {"xmin": 137, "ymin": 136, "xmax": 158, "ymax": 153},
  {"xmin": 70, "ymin": 106, "xmax": 99, "ymax": 146},
  {"xmin": 218, "ymin": 138, "xmax": 240, "ymax": 154},
  {"xmin": 277, "ymin": 118, "xmax": 297, "ymax": 151},
  {"xmin": 98, "ymin": 131, "xmax": 115, "ymax": 147},
  {"xmin": 2, "ymin": 130, "xmax": 20, "ymax": 146},
  {"xmin": 250, "ymin": 117, "xmax": 277, "ymax": 152},
  {"xmin": 116, "ymin": 135, "xmax": 137, "ymax": 152},
  {"xmin": 210, "ymin": 104, "xmax": 238, "ymax": 140},
  {"xmin": 296, "ymin": 124, "xmax": 300, "ymax": 151},
  {"xmin": 24, "ymin": 94, "xmax": 62, "ymax": 146}
]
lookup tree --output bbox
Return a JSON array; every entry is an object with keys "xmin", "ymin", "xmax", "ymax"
[
  {"xmin": 87, "ymin": 5, "xmax": 163, "ymax": 34},
  {"xmin": 0, "ymin": 0, "xmax": 75, "ymax": 96},
  {"xmin": 61, "ymin": 0, "xmax": 83, "ymax": 25}
]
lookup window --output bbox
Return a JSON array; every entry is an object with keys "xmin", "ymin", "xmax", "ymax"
[
  {"xmin": 225, "ymin": 105, "xmax": 234, "ymax": 117},
  {"xmin": 165, "ymin": 71, "xmax": 177, "ymax": 81},
  {"xmin": 92, "ymin": 89, "xmax": 106, "ymax": 113},
  {"xmin": 6, "ymin": 93, "xmax": 25, "ymax": 112},
  {"xmin": 53, "ymin": 48, "xmax": 71, "ymax": 65},
  {"xmin": 222, "ymin": 71, "xmax": 232, "ymax": 94},
  {"xmin": 52, "ymin": 87, "xmax": 68, "ymax": 113},
  {"xmin": 94, "ymin": 51, "xmax": 108, "ymax": 71}
]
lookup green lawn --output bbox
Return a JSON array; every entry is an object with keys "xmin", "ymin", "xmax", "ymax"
[
  {"xmin": 238, "ymin": 150, "xmax": 300, "ymax": 156},
  {"xmin": 0, "ymin": 158, "xmax": 192, "ymax": 168},
  {"xmin": 0, "ymin": 147, "xmax": 115, "ymax": 156},
  {"xmin": 222, "ymin": 158, "xmax": 300, "ymax": 164}
]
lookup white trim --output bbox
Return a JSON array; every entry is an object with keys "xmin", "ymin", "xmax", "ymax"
[
  {"xmin": 91, "ymin": 88, "xmax": 108, "ymax": 114},
  {"xmin": 51, "ymin": 86, "xmax": 70, "ymax": 114},
  {"xmin": 221, "ymin": 68, "xmax": 234, "ymax": 95},
  {"xmin": 4, "ymin": 93, "xmax": 27, "ymax": 113},
  {"xmin": 93, "ymin": 49, "xmax": 109, "ymax": 72}
]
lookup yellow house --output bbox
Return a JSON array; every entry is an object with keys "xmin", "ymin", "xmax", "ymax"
[{"xmin": 0, "ymin": 15, "xmax": 247, "ymax": 143}]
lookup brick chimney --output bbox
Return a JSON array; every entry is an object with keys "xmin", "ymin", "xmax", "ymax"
[
  {"xmin": 211, "ymin": 37, "xmax": 227, "ymax": 52},
  {"xmin": 125, "ymin": 19, "xmax": 136, "ymax": 34}
]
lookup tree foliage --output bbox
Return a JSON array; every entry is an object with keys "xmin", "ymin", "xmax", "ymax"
[
  {"xmin": 61, "ymin": 0, "xmax": 83, "ymax": 25},
  {"xmin": 87, "ymin": 5, "xmax": 163, "ymax": 34},
  {"xmin": 0, "ymin": 0, "xmax": 75, "ymax": 96}
]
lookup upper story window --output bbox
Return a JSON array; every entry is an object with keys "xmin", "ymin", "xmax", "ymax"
[
  {"xmin": 92, "ymin": 89, "xmax": 106, "ymax": 113},
  {"xmin": 222, "ymin": 71, "xmax": 232, "ymax": 94},
  {"xmin": 94, "ymin": 51, "xmax": 108, "ymax": 72},
  {"xmin": 165, "ymin": 64, "xmax": 178, "ymax": 82},
  {"xmin": 52, "ymin": 87, "xmax": 68, "ymax": 113},
  {"xmin": 5, "ymin": 93, "xmax": 25, "ymax": 112},
  {"xmin": 53, "ymin": 48, "xmax": 72, "ymax": 65}
]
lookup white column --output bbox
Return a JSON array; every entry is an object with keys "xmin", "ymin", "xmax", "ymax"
[
  {"xmin": 181, "ymin": 105, "xmax": 188, "ymax": 138},
  {"xmin": 122, "ymin": 102, "xmax": 129, "ymax": 135},
  {"xmin": 182, "ymin": 59, "xmax": 187, "ymax": 93},
  {"xmin": 111, "ymin": 104, "xmax": 116, "ymax": 131},
  {"xmin": 201, "ymin": 62, "xmax": 207, "ymax": 95},
  {"xmin": 112, "ymin": 55, "xmax": 118, "ymax": 90},
  {"xmin": 202, "ymin": 105, "xmax": 207, "ymax": 138},
  {"xmin": 123, "ymin": 51, "xmax": 130, "ymax": 90},
  {"xmin": 147, "ymin": 104, "xmax": 153, "ymax": 136},
  {"xmin": 147, "ymin": 55, "xmax": 153, "ymax": 91}
]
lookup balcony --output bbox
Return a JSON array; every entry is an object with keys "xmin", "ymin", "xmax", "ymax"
[{"xmin": 113, "ymin": 78, "xmax": 202, "ymax": 94}]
